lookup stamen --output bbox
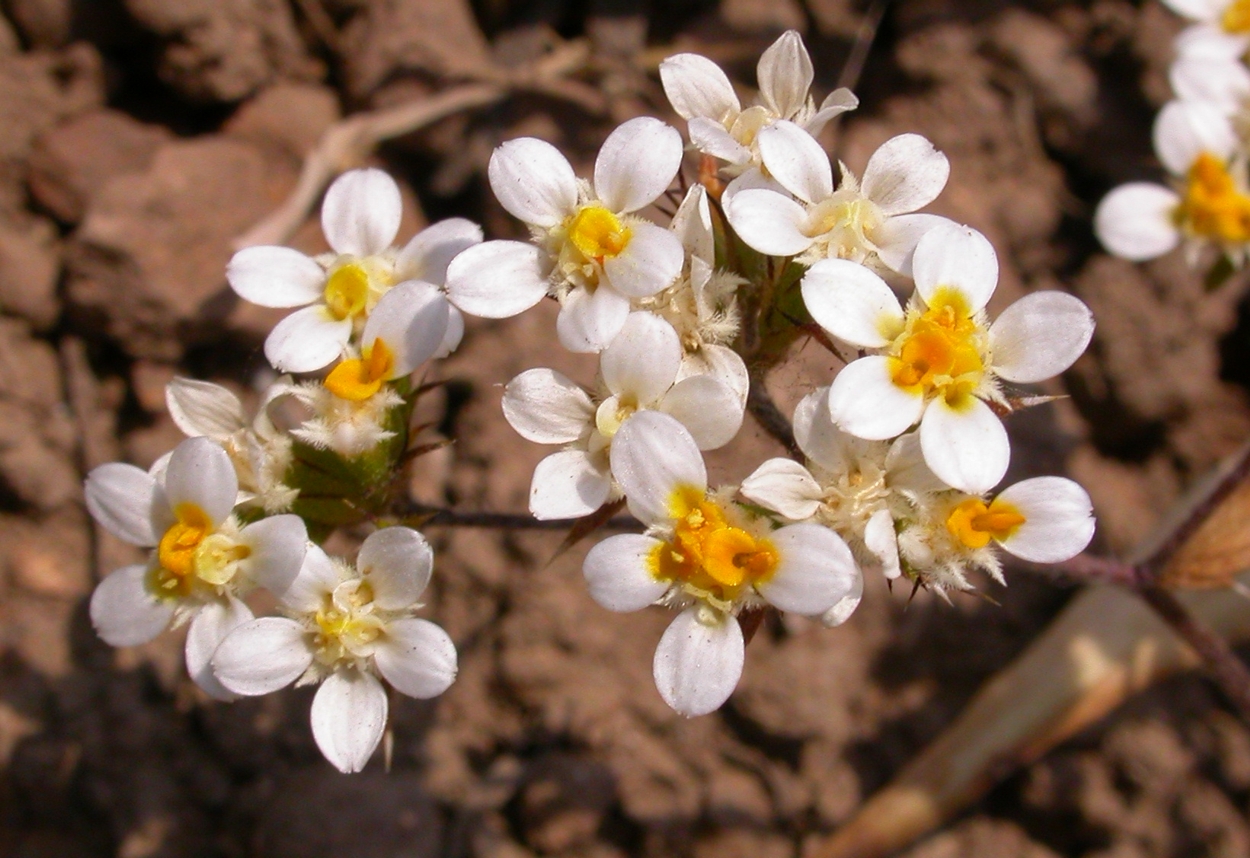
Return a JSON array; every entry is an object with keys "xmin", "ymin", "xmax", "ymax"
[
  {"xmin": 945, "ymin": 497, "xmax": 1026, "ymax": 549},
  {"xmin": 568, "ymin": 206, "xmax": 632, "ymax": 262},
  {"xmin": 324, "ymin": 263, "xmax": 371, "ymax": 321},
  {"xmin": 1177, "ymin": 153, "xmax": 1250, "ymax": 244},
  {"xmin": 324, "ymin": 339, "xmax": 396, "ymax": 402}
]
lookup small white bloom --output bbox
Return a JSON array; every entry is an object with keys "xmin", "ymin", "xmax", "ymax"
[
  {"xmin": 806, "ymin": 224, "xmax": 1094, "ymax": 494},
  {"xmin": 582, "ymin": 412, "xmax": 859, "ymax": 716},
  {"xmin": 726, "ymin": 123, "xmax": 953, "ymax": 274},
  {"xmin": 502, "ymin": 312, "xmax": 745, "ymax": 519},
  {"xmin": 228, "ymin": 167, "xmax": 479, "ymax": 372},
  {"xmin": 85, "ymin": 437, "xmax": 308, "ymax": 699},
  {"xmin": 212, "ymin": 527, "xmax": 457, "ymax": 773},
  {"xmin": 1095, "ymin": 101, "xmax": 1250, "ymax": 264},
  {"xmin": 445, "ymin": 118, "xmax": 686, "ymax": 352},
  {"xmin": 1163, "ymin": 0, "xmax": 1250, "ymax": 59},
  {"xmin": 897, "ymin": 476, "xmax": 1095, "ymax": 592},
  {"xmin": 166, "ymin": 377, "xmax": 299, "ymax": 514},
  {"xmin": 660, "ymin": 30, "xmax": 858, "ymax": 177}
]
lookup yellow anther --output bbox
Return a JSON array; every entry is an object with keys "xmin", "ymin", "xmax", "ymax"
[
  {"xmin": 324, "ymin": 339, "xmax": 395, "ymax": 402},
  {"xmin": 568, "ymin": 205, "xmax": 632, "ymax": 261},
  {"xmin": 158, "ymin": 503, "xmax": 212, "ymax": 579},
  {"xmin": 324, "ymin": 263, "xmax": 371, "ymax": 321},
  {"xmin": 890, "ymin": 287, "xmax": 984, "ymax": 399},
  {"xmin": 946, "ymin": 497, "xmax": 1026, "ymax": 549},
  {"xmin": 1177, "ymin": 152, "xmax": 1250, "ymax": 244},
  {"xmin": 1223, "ymin": 0, "xmax": 1250, "ymax": 33}
]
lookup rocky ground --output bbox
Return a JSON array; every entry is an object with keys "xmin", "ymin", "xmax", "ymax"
[{"xmin": 0, "ymin": 0, "xmax": 1248, "ymax": 856}]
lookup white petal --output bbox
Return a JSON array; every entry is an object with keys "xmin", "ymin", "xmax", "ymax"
[
  {"xmin": 310, "ymin": 670, "xmax": 388, "ymax": 773},
  {"xmin": 802, "ymin": 258, "xmax": 903, "ymax": 348},
  {"xmin": 828, "ymin": 356, "xmax": 926, "ymax": 440},
  {"xmin": 660, "ymin": 375, "xmax": 744, "ymax": 449},
  {"xmin": 186, "ymin": 597, "xmax": 254, "ymax": 701},
  {"xmin": 238, "ymin": 514, "xmax": 308, "ymax": 596},
  {"xmin": 758, "ymin": 523, "xmax": 858, "ymax": 614},
  {"xmin": 989, "ymin": 292, "xmax": 1094, "ymax": 384},
  {"xmin": 688, "ymin": 117, "xmax": 752, "ymax": 164},
  {"xmin": 226, "ymin": 246, "xmax": 324, "ymax": 308},
  {"xmin": 873, "ymin": 213, "xmax": 956, "ymax": 276},
  {"xmin": 993, "ymin": 476, "xmax": 1095, "ymax": 563},
  {"xmin": 757, "ymin": 30, "xmax": 812, "ymax": 119},
  {"xmin": 1153, "ymin": 99, "xmax": 1236, "ymax": 175},
  {"xmin": 660, "ymin": 53, "xmax": 741, "ymax": 121},
  {"xmin": 395, "ymin": 218, "xmax": 483, "ymax": 285},
  {"xmin": 726, "ymin": 189, "xmax": 812, "ymax": 257},
  {"xmin": 804, "ymin": 88, "xmax": 859, "ymax": 136},
  {"xmin": 884, "ymin": 432, "xmax": 946, "ymax": 495},
  {"xmin": 601, "ymin": 312, "xmax": 682, "ymax": 403},
  {"xmin": 1174, "ymin": 23, "xmax": 1250, "ymax": 58},
  {"xmin": 85, "ymin": 463, "xmax": 159, "ymax": 546},
  {"xmin": 863, "ymin": 508, "xmax": 902, "ymax": 580},
  {"xmin": 281, "ymin": 543, "xmax": 341, "ymax": 613},
  {"xmin": 604, "ymin": 223, "xmax": 684, "ymax": 297},
  {"xmin": 265, "ymin": 305, "xmax": 352, "ymax": 373},
  {"xmin": 912, "ymin": 223, "xmax": 998, "ymax": 313},
  {"xmin": 165, "ymin": 378, "xmax": 245, "ymax": 439},
  {"xmin": 90, "ymin": 564, "xmax": 174, "ymax": 647},
  {"xmin": 213, "ymin": 617, "xmax": 313, "ymax": 696},
  {"xmin": 820, "ymin": 568, "xmax": 863, "ymax": 627},
  {"xmin": 720, "ymin": 168, "xmax": 787, "ymax": 211},
  {"xmin": 488, "ymin": 137, "xmax": 578, "ymax": 227},
  {"xmin": 583, "ymin": 533, "xmax": 669, "ymax": 611},
  {"xmin": 361, "ymin": 281, "xmax": 450, "ymax": 377},
  {"xmin": 594, "ymin": 117, "xmax": 683, "ymax": 213},
  {"xmin": 374, "ymin": 618, "xmax": 458, "ymax": 699},
  {"xmin": 435, "ymin": 305, "xmax": 465, "ymax": 359},
  {"xmin": 445, "ymin": 240, "xmax": 550, "ymax": 319},
  {"xmin": 919, "ymin": 396, "xmax": 1009, "ymax": 494},
  {"xmin": 357, "ymin": 526, "xmax": 433, "ymax": 610},
  {"xmin": 793, "ymin": 386, "xmax": 856, "ymax": 472},
  {"xmin": 321, "ymin": 168, "xmax": 402, "ymax": 257},
  {"xmin": 529, "ymin": 450, "xmax": 612, "ymax": 520},
  {"xmin": 163, "ymin": 437, "xmax": 238, "ymax": 526},
  {"xmin": 739, "ymin": 458, "xmax": 822, "ymax": 520},
  {"xmin": 653, "ymin": 609, "xmax": 744, "ymax": 717},
  {"xmin": 1169, "ymin": 55, "xmax": 1250, "ymax": 111},
  {"xmin": 757, "ymin": 120, "xmax": 833, "ymax": 204},
  {"xmin": 556, "ymin": 283, "xmax": 631, "ymax": 353},
  {"xmin": 610, "ymin": 411, "xmax": 707, "ymax": 525},
  {"xmin": 861, "ymin": 134, "xmax": 950, "ymax": 216},
  {"xmin": 502, "ymin": 368, "xmax": 594, "ymax": 444},
  {"xmin": 1162, "ymin": 0, "xmax": 1224, "ymax": 21},
  {"xmin": 683, "ymin": 344, "xmax": 749, "ymax": 406},
  {"xmin": 1093, "ymin": 183, "xmax": 1181, "ymax": 262},
  {"xmin": 671, "ymin": 184, "xmax": 714, "ymax": 264}
]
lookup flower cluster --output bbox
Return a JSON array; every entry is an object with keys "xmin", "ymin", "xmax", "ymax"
[
  {"xmin": 82, "ymin": 29, "xmax": 1099, "ymax": 758},
  {"xmin": 1096, "ymin": 0, "xmax": 1250, "ymax": 272}
]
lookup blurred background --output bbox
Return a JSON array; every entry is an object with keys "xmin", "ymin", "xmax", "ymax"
[{"xmin": 0, "ymin": 0, "xmax": 1248, "ymax": 856}]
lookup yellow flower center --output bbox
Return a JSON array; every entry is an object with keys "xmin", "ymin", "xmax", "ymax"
[
  {"xmin": 313, "ymin": 579, "xmax": 383, "ymax": 664},
  {"xmin": 323, "ymin": 263, "xmax": 371, "ymax": 321},
  {"xmin": 1176, "ymin": 152, "xmax": 1250, "ymax": 244},
  {"xmin": 1223, "ymin": 0, "xmax": 1250, "ymax": 33},
  {"xmin": 648, "ymin": 486, "xmax": 779, "ymax": 604},
  {"xmin": 568, "ymin": 205, "xmax": 632, "ymax": 262},
  {"xmin": 945, "ymin": 497, "xmax": 1026, "ymax": 550},
  {"xmin": 889, "ymin": 288, "xmax": 985, "ymax": 407},
  {"xmin": 323, "ymin": 338, "xmax": 395, "ymax": 402},
  {"xmin": 153, "ymin": 503, "xmax": 250, "ymax": 597}
]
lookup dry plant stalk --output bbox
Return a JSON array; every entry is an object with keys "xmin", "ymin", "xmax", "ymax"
[{"xmin": 812, "ymin": 448, "xmax": 1250, "ymax": 858}]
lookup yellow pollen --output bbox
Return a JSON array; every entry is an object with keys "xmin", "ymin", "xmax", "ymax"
[
  {"xmin": 568, "ymin": 205, "xmax": 632, "ymax": 262},
  {"xmin": 648, "ymin": 486, "xmax": 779, "ymax": 602},
  {"xmin": 1176, "ymin": 152, "xmax": 1250, "ymax": 244},
  {"xmin": 324, "ymin": 263, "xmax": 371, "ymax": 321},
  {"xmin": 324, "ymin": 339, "xmax": 395, "ymax": 402},
  {"xmin": 946, "ymin": 497, "xmax": 1027, "ymax": 550},
  {"xmin": 890, "ymin": 288, "xmax": 984, "ymax": 403},
  {"xmin": 157, "ymin": 503, "xmax": 212, "ymax": 580},
  {"xmin": 1223, "ymin": 0, "xmax": 1250, "ymax": 33}
]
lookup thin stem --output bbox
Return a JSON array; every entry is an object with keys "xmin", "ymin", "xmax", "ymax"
[{"xmin": 746, "ymin": 374, "xmax": 803, "ymax": 460}]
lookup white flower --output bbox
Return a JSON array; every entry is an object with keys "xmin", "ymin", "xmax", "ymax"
[
  {"xmin": 166, "ymin": 377, "xmax": 298, "ymax": 514},
  {"xmin": 582, "ymin": 412, "xmax": 859, "ymax": 716},
  {"xmin": 740, "ymin": 387, "xmax": 945, "ymax": 591},
  {"xmin": 806, "ymin": 224, "xmax": 1094, "ymax": 494},
  {"xmin": 1095, "ymin": 101, "xmax": 1250, "ymax": 263},
  {"xmin": 726, "ymin": 123, "xmax": 953, "ymax": 274},
  {"xmin": 502, "ymin": 312, "xmax": 745, "ymax": 519},
  {"xmin": 445, "ymin": 118, "xmax": 686, "ymax": 352},
  {"xmin": 1163, "ymin": 0, "xmax": 1250, "ymax": 59},
  {"xmin": 1169, "ymin": 53, "xmax": 1250, "ymax": 115},
  {"xmin": 896, "ymin": 476, "xmax": 1095, "ymax": 592},
  {"xmin": 228, "ymin": 168, "xmax": 479, "ymax": 372},
  {"xmin": 660, "ymin": 30, "xmax": 857, "ymax": 176},
  {"xmin": 212, "ymin": 527, "xmax": 457, "ymax": 773},
  {"xmin": 84, "ymin": 437, "xmax": 308, "ymax": 699}
]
